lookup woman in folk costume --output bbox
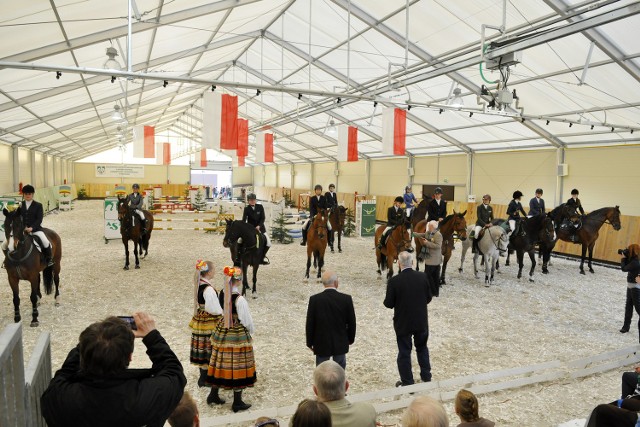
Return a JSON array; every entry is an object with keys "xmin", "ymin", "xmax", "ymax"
[
  {"xmin": 206, "ymin": 266, "xmax": 256, "ymax": 412},
  {"xmin": 189, "ymin": 260, "xmax": 223, "ymax": 392}
]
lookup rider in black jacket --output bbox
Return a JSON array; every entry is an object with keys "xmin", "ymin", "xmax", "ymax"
[
  {"xmin": 242, "ymin": 193, "xmax": 270, "ymax": 264},
  {"xmin": 620, "ymin": 244, "xmax": 640, "ymax": 338},
  {"xmin": 300, "ymin": 185, "xmax": 331, "ymax": 246}
]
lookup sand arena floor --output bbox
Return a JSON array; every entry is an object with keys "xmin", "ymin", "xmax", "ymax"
[{"xmin": 0, "ymin": 200, "xmax": 635, "ymax": 426}]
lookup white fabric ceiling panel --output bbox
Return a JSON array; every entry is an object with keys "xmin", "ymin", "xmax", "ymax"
[
  {"xmin": 48, "ymin": 110, "xmax": 99, "ymax": 129},
  {"xmin": 2, "ymin": 107, "xmax": 37, "ymax": 129},
  {"xmin": 598, "ymin": 13, "xmax": 640, "ymax": 54},
  {"xmin": 0, "ymin": 9, "xmax": 59, "ymax": 59},
  {"xmin": 26, "ymin": 88, "xmax": 93, "ymax": 118},
  {"xmin": 55, "ymin": 1, "xmax": 125, "ymax": 40},
  {"xmin": 214, "ymin": 1, "xmax": 288, "ymax": 42},
  {"xmin": 148, "ymin": 26, "xmax": 213, "ymax": 62}
]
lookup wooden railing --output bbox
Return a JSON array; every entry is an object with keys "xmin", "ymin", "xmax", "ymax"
[{"xmin": 0, "ymin": 323, "xmax": 51, "ymax": 426}]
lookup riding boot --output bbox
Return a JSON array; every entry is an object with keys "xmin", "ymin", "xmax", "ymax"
[
  {"xmin": 140, "ymin": 218, "xmax": 147, "ymax": 234},
  {"xmin": 377, "ymin": 235, "xmax": 386, "ymax": 250},
  {"xmin": 300, "ymin": 227, "xmax": 307, "ymax": 246},
  {"xmin": 198, "ymin": 368, "xmax": 208, "ymax": 387},
  {"xmin": 206, "ymin": 387, "xmax": 226, "ymax": 405},
  {"xmin": 44, "ymin": 246, "xmax": 55, "ymax": 267},
  {"xmin": 261, "ymin": 246, "xmax": 270, "ymax": 265},
  {"xmin": 232, "ymin": 390, "xmax": 251, "ymax": 412},
  {"xmin": 472, "ymin": 238, "xmax": 478, "ymax": 254}
]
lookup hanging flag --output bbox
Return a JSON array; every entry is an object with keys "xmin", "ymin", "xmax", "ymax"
[
  {"xmin": 230, "ymin": 151, "xmax": 246, "ymax": 168},
  {"xmin": 132, "ymin": 125, "xmax": 155, "ymax": 158},
  {"xmin": 237, "ymin": 119, "xmax": 249, "ymax": 157},
  {"xmin": 255, "ymin": 132, "xmax": 273, "ymax": 163},
  {"xmin": 156, "ymin": 143, "xmax": 171, "ymax": 165},
  {"xmin": 199, "ymin": 149, "xmax": 207, "ymax": 167},
  {"xmin": 337, "ymin": 125, "xmax": 358, "ymax": 162},
  {"xmin": 202, "ymin": 92, "xmax": 238, "ymax": 151},
  {"xmin": 382, "ymin": 108, "xmax": 406, "ymax": 156}
]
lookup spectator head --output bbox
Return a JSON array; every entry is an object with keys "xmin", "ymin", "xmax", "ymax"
[
  {"xmin": 168, "ymin": 392, "xmax": 199, "ymax": 427},
  {"xmin": 254, "ymin": 416, "xmax": 279, "ymax": 427},
  {"xmin": 402, "ymin": 396, "xmax": 448, "ymax": 427},
  {"xmin": 627, "ymin": 244, "xmax": 640, "ymax": 259},
  {"xmin": 321, "ymin": 271, "xmax": 338, "ymax": 289},
  {"xmin": 291, "ymin": 399, "xmax": 332, "ymax": 427},
  {"xmin": 427, "ymin": 220, "xmax": 438, "ymax": 232},
  {"xmin": 79, "ymin": 316, "xmax": 134, "ymax": 377},
  {"xmin": 397, "ymin": 251, "xmax": 414, "ymax": 269},
  {"xmin": 313, "ymin": 360, "xmax": 348, "ymax": 402},
  {"xmin": 454, "ymin": 389, "xmax": 480, "ymax": 423}
]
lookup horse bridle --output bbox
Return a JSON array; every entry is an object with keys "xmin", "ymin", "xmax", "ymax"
[
  {"xmin": 389, "ymin": 225, "xmax": 411, "ymax": 251},
  {"xmin": 487, "ymin": 227, "xmax": 507, "ymax": 253}
]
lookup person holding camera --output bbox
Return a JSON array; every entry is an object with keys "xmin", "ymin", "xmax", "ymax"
[
  {"xmin": 41, "ymin": 312, "xmax": 186, "ymax": 427},
  {"xmin": 619, "ymin": 244, "xmax": 640, "ymax": 340}
]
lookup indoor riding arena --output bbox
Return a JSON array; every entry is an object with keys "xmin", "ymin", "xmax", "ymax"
[{"xmin": 1, "ymin": 1, "xmax": 640, "ymax": 427}]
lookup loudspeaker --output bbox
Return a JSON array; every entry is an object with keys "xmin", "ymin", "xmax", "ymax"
[
  {"xmin": 408, "ymin": 167, "xmax": 415, "ymax": 177},
  {"xmin": 557, "ymin": 163, "xmax": 568, "ymax": 176}
]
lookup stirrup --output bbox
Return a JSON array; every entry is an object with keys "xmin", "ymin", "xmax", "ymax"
[{"xmin": 261, "ymin": 257, "xmax": 270, "ymax": 265}]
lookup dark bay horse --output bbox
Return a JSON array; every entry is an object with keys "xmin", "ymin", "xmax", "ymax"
[
  {"xmin": 505, "ymin": 214, "xmax": 556, "ymax": 282},
  {"xmin": 305, "ymin": 209, "xmax": 328, "ymax": 282},
  {"xmin": 328, "ymin": 206, "xmax": 347, "ymax": 253},
  {"xmin": 410, "ymin": 197, "xmax": 432, "ymax": 230},
  {"xmin": 414, "ymin": 211, "xmax": 467, "ymax": 284},
  {"xmin": 375, "ymin": 221, "xmax": 413, "ymax": 281},
  {"xmin": 117, "ymin": 197, "xmax": 153, "ymax": 270},
  {"xmin": 546, "ymin": 206, "xmax": 621, "ymax": 274},
  {"xmin": 223, "ymin": 220, "xmax": 267, "ymax": 297},
  {"xmin": 3, "ymin": 208, "xmax": 61, "ymax": 326}
]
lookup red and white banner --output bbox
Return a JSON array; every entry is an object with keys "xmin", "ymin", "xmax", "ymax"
[
  {"xmin": 337, "ymin": 125, "xmax": 358, "ymax": 162},
  {"xmin": 382, "ymin": 108, "xmax": 406, "ymax": 156},
  {"xmin": 156, "ymin": 143, "xmax": 171, "ymax": 165},
  {"xmin": 230, "ymin": 151, "xmax": 246, "ymax": 168},
  {"xmin": 132, "ymin": 125, "xmax": 155, "ymax": 158},
  {"xmin": 202, "ymin": 92, "xmax": 238, "ymax": 151},
  {"xmin": 255, "ymin": 132, "xmax": 273, "ymax": 163},
  {"xmin": 199, "ymin": 149, "xmax": 207, "ymax": 167},
  {"xmin": 237, "ymin": 119, "xmax": 249, "ymax": 157}
]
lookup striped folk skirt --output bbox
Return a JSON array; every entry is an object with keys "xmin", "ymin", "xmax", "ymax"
[
  {"xmin": 206, "ymin": 321, "xmax": 257, "ymax": 390},
  {"xmin": 189, "ymin": 309, "xmax": 221, "ymax": 367}
]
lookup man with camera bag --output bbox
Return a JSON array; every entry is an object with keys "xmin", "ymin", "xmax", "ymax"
[{"xmin": 619, "ymin": 245, "xmax": 640, "ymax": 340}]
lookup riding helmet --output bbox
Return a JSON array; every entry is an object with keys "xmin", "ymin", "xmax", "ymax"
[
  {"xmin": 513, "ymin": 190, "xmax": 523, "ymax": 200},
  {"xmin": 571, "ymin": 188, "xmax": 579, "ymax": 195},
  {"xmin": 22, "ymin": 184, "xmax": 35, "ymax": 194},
  {"xmin": 405, "ymin": 186, "xmax": 411, "ymax": 191},
  {"xmin": 314, "ymin": 184, "xmax": 323, "ymax": 191},
  {"xmin": 394, "ymin": 196, "xmax": 404, "ymax": 203},
  {"xmin": 536, "ymin": 188, "xmax": 543, "ymax": 194},
  {"xmin": 482, "ymin": 194, "xmax": 491, "ymax": 201},
  {"xmin": 247, "ymin": 193, "xmax": 257, "ymax": 200},
  {"xmin": 132, "ymin": 183, "xmax": 140, "ymax": 189},
  {"xmin": 329, "ymin": 184, "xmax": 335, "ymax": 189},
  {"xmin": 434, "ymin": 187, "xmax": 443, "ymax": 194}
]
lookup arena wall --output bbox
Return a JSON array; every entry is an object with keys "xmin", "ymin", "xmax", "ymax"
[
  {"xmin": 18, "ymin": 148, "xmax": 31, "ymax": 188},
  {"xmin": 0, "ymin": 145, "xmax": 13, "ymax": 195},
  {"xmin": 292, "ymin": 163, "xmax": 311, "ymax": 190},
  {"xmin": 73, "ymin": 162, "xmax": 190, "ymax": 190},
  {"xmin": 232, "ymin": 166, "xmax": 252, "ymax": 186}
]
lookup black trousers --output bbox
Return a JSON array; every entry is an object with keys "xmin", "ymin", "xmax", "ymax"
[
  {"xmin": 626, "ymin": 287, "xmax": 640, "ymax": 342},
  {"xmin": 396, "ymin": 330, "xmax": 431, "ymax": 386},
  {"xmin": 621, "ymin": 372, "xmax": 639, "ymax": 399},
  {"xmin": 425, "ymin": 265, "xmax": 441, "ymax": 297},
  {"xmin": 586, "ymin": 404, "xmax": 638, "ymax": 427}
]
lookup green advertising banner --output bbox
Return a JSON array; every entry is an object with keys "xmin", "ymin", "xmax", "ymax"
[
  {"xmin": 104, "ymin": 197, "xmax": 121, "ymax": 242},
  {"xmin": 0, "ymin": 197, "xmax": 18, "ymax": 243},
  {"xmin": 358, "ymin": 201, "xmax": 377, "ymax": 237}
]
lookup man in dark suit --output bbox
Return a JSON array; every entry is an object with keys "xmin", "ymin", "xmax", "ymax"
[
  {"xmin": 377, "ymin": 196, "xmax": 405, "ymax": 250},
  {"xmin": 242, "ymin": 193, "xmax": 270, "ymax": 265},
  {"xmin": 306, "ymin": 271, "xmax": 356, "ymax": 370},
  {"xmin": 427, "ymin": 187, "xmax": 447, "ymax": 223},
  {"xmin": 384, "ymin": 251, "xmax": 433, "ymax": 387}
]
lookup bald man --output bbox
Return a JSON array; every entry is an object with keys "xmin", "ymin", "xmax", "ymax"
[{"xmin": 305, "ymin": 271, "xmax": 357, "ymax": 370}]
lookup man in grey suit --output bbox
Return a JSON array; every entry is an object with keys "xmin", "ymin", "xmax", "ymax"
[
  {"xmin": 384, "ymin": 251, "xmax": 433, "ymax": 387},
  {"xmin": 313, "ymin": 361, "xmax": 377, "ymax": 427},
  {"xmin": 306, "ymin": 271, "xmax": 357, "ymax": 370},
  {"xmin": 419, "ymin": 221, "xmax": 443, "ymax": 297}
]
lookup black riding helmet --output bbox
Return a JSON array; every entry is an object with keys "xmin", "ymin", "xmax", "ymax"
[
  {"xmin": 536, "ymin": 188, "xmax": 543, "ymax": 194},
  {"xmin": 247, "ymin": 193, "xmax": 257, "ymax": 200},
  {"xmin": 434, "ymin": 187, "xmax": 443, "ymax": 195},
  {"xmin": 394, "ymin": 196, "xmax": 404, "ymax": 203},
  {"xmin": 22, "ymin": 184, "xmax": 35, "ymax": 194},
  {"xmin": 571, "ymin": 189, "xmax": 579, "ymax": 195},
  {"xmin": 513, "ymin": 190, "xmax": 523, "ymax": 200},
  {"xmin": 314, "ymin": 184, "xmax": 323, "ymax": 191},
  {"xmin": 132, "ymin": 183, "xmax": 140, "ymax": 189},
  {"xmin": 328, "ymin": 184, "xmax": 335, "ymax": 189}
]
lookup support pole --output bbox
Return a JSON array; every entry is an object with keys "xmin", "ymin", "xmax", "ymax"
[
  {"xmin": 556, "ymin": 147, "xmax": 565, "ymax": 206},
  {"xmin": 12, "ymin": 146, "xmax": 20, "ymax": 192}
]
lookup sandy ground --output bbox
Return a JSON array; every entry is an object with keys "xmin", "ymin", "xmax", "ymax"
[{"xmin": 1, "ymin": 200, "xmax": 635, "ymax": 426}]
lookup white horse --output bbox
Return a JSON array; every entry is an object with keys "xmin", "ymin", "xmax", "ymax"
[{"xmin": 473, "ymin": 225, "xmax": 509, "ymax": 287}]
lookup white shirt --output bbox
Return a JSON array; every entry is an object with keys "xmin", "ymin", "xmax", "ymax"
[{"xmin": 232, "ymin": 285, "xmax": 255, "ymax": 334}]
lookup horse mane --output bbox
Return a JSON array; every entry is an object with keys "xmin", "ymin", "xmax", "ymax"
[
  {"xmin": 440, "ymin": 214, "xmax": 454, "ymax": 226},
  {"xmin": 589, "ymin": 206, "xmax": 617, "ymax": 216}
]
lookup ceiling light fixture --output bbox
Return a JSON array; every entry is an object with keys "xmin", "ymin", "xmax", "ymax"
[
  {"xmin": 111, "ymin": 104, "xmax": 123, "ymax": 121},
  {"xmin": 448, "ymin": 87, "xmax": 464, "ymax": 108},
  {"xmin": 326, "ymin": 119, "xmax": 337, "ymax": 136},
  {"xmin": 103, "ymin": 47, "xmax": 122, "ymax": 71}
]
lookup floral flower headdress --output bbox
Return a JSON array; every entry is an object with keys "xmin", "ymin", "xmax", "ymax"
[
  {"xmin": 195, "ymin": 259, "xmax": 209, "ymax": 272},
  {"xmin": 223, "ymin": 266, "xmax": 243, "ymax": 280}
]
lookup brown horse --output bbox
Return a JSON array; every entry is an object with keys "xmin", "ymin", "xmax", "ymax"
[
  {"xmin": 328, "ymin": 206, "xmax": 347, "ymax": 253},
  {"xmin": 117, "ymin": 197, "xmax": 154, "ymax": 270},
  {"xmin": 375, "ymin": 221, "xmax": 413, "ymax": 281},
  {"xmin": 3, "ymin": 207, "xmax": 62, "ymax": 327},
  {"xmin": 546, "ymin": 206, "xmax": 621, "ymax": 274},
  {"xmin": 410, "ymin": 197, "xmax": 432, "ymax": 230},
  {"xmin": 305, "ymin": 208, "xmax": 328, "ymax": 282},
  {"xmin": 414, "ymin": 211, "xmax": 467, "ymax": 284}
]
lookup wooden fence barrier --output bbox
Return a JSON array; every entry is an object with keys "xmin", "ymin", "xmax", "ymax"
[
  {"xmin": 0, "ymin": 323, "xmax": 51, "ymax": 426},
  {"xmin": 200, "ymin": 344, "xmax": 640, "ymax": 426}
]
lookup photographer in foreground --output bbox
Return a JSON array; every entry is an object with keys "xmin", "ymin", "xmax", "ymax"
[
  {"xmin": 41, "ymin": 312, "xmax": 186, "ymax": 427},
  {"xmin": 619, "ymin": 245, "xmax": 640, "ymax": 341}
]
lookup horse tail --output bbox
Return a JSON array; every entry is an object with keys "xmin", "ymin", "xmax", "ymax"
[
  {"xmin": 43, "ymin": 266, "xmax": 54, "ymax": 295},
  {"xmin": 380, "ymin": 253, "xmax": 387, "ymax": 271}
]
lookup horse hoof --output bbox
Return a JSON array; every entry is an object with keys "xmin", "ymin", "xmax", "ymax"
[
  {"xmin": 542, "ymin": 269, "xmax": 548, "ymax": 274},
  {"xmin": 55, "ymin": 302, "xmax": 60, "ymax": 307},
  {"xmin": 252, "ymin": 292, "xmax": 258, "ymax": 300},
  {"xmin": 580, "ymin": 270, "xmax": 585, "ymax": 275},
  {"xmin": 30, "ymin": 321, "xmax": 39, "ymax": 327},
  {"xmin": 135, "ymin": 265, "xmax": 140, "ymax": 269},
  {"xmin": 485, "ymin": 283, "xmax": 490, "ymax": 288},
  {"xmin": 517, "ymin": 274, "xmax": 522, "ymax": 279},
  {"xmin": 303, "ymin": 278, "xmax": 309, "ymax": 283},
  {"xmin": 529, "ymin": 278, "xmax": 535, "ymax": 282},
  {"xmin": 14, "ymin": 316, "xmax": 21, "ymax": 323},
  {"xmin": 338, "ymin": 249, "xmax": 342, "ymax": 253},
  {"xmin": 458, "ymin": 268, "xmax": 463, "ymax": 273},
  {"xmin": 589, "ymin": 269, "xmax": 594, "ymax": 274},
  {"xmin": 505, "ymin": 261, "xmax": 510, "ymax": 267}
]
